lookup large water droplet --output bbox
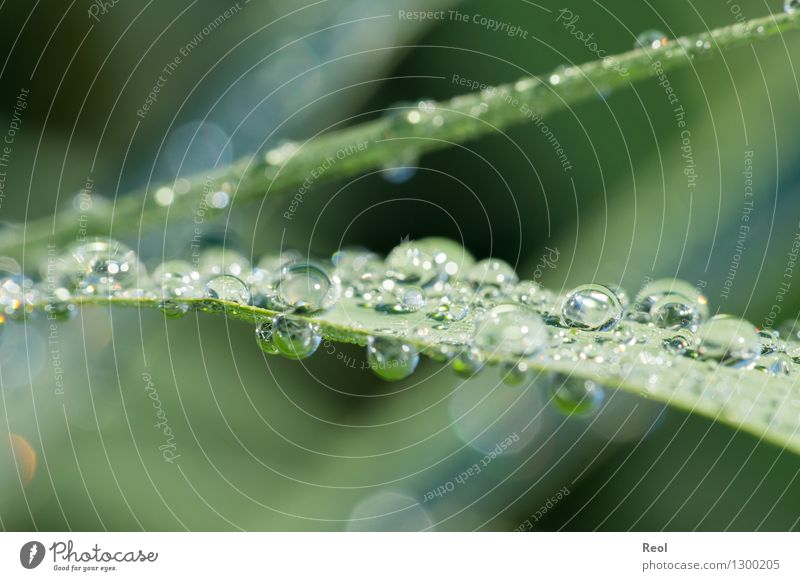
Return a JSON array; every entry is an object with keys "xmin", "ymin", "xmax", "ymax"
[
  {"xmin": 366, "ymin": 336, "xmax": 419, "ymax": 381},
  {"xmin": 473, "ymin": 304, "xmax": 548, "ymax": 357},
  {"xmin": 696, "ymin": 315, "xmax": 761, "ymax": 367},
  {"xmin": 550, "ymin": 374, "xmax": 605, "ymax": 415},
  {"xmin": 275, "ymin": 261, "xmax": 339, "ymax": 314},
  {"xmin": 561, "ymin": 284, "xmax": 622, "ymax": 331},
  {"xmin": 272, "ymin": 315, "xmax": 321, "ymax": 359},
  {"xmin": 785, "ymin": 0, "xmax": 800, "ymax": 15},
  {"xmin": 56, "ymin": 238, "xmax": 143, "ymax": 296},
  {"xmin": 204, "ymin": 274, "xmax": 250, "ymax": 304}
]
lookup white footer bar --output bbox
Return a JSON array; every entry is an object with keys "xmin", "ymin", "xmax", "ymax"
[{"xmin": 1, "ymin": 532, "xmax": 796, "ymax": 579}]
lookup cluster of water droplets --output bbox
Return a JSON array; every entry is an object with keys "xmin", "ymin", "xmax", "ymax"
[{"xmin": 5, "ymin": 236, "xmax": 800, "ymax": 425}]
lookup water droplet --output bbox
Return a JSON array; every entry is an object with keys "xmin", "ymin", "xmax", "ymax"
[
  {"xmin": 414, "ymin": 237, "xmax": 475, "ymax": 281},
  {"xmin": 662, "ymin": 329, "xmax": 695, "ymax": 355},
  {"xmin": 473, "ymin": 304, "xmax": 548, "ymax": 357},
  {"xmin": 634, "ymin": 278, "xmax": 708, "ymax": 319},
  {"xmin": 158, "ymin": 300, "xmax": 190, "ymax": 319},
  {"xmin": 501, "ymin": 361, "xmax": 530, "ymax": 386},
  {"xmin": 275, "ymin": 261, "xmax": 339, "ymax": 314},
  {"xmin": 466, "ymin": 258, "xmax": 518, "ymax": 288},
  {"xmin": 451, "ymin": 346, "xmax": 483, "ymax": 378},
  {"xmin": 561, "ymin": 284, "xmax": 622, "ymax": 331},
  {"xmin": 272, "ymin": 315, "xmax": 321, "ymax": 359},
  {"xmin": 756, "ymin": 352, "xmax": 793, "ymax": 376},
  {"xmin": 427, "ymin": 299, "xmax": 469, "ymax": 322},
  {"xmin": 635, "ymin": 30, "xmax": 668, "ymax": 50},
  {"xmin": 255, "ymin": 320, "xmax": 280, "ymax": 355},
  {"xmin": 375, "ymin": 285, "xmax": 427, "ymax": 314},
  {"xmin": 0, "ymin": 276, "xmax": 37, "ymax": 320},
  {"xmin": 204, "ymin": 274, "xmax": 250, "ymax": 304},
  {"xmin": 55, "ymin": 238, "xmax": 143, "ymax": 296},
  {"xmin": 385, "ymin": 240, "xmax": 439, "ymax": 285},
  {"xmin": 367, "ymin": 336, "xmax": 419, "ymax": 381},
  {"xmin": 757, "ymin": 328, "xmax": 781, "ymax": 355},
  {"xmin": 696, "ymin": 315, "xmax": 761, "ymax": 367},
  {"xmin": 785, "ymin": 0, "xmax": 800, "ymax": 15},
  {"xmin": 651, "ymin": 295, "xmax": 701, "ymax": 331},
  {"xmin": 331, "ymin": 248, "xmax": 384, "ymax": 288},
  {"xmin": 381, "ymin": 151, "xmax": 418, "ymax": 184},
  {"xmin": 550, "ymin": 375, "xmax": 605, "ymax": 415}
]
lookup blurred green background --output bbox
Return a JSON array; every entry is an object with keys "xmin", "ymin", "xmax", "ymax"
[{"xmin": 1, "ymin": 0, "xmax": 800, "ymax": 531}]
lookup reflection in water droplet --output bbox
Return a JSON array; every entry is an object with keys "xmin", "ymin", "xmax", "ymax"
[
  {"xmin": 651, "ymin": 295, "xmax": 701, "ymax": 332},
  {"xmin": 204, "ymin": 274, "xmax": 250, "ymax": 304},
  {"xmin": 55, "ymin": 238, "xmax": 143, "ymax": 297},
  {"xmin": 255, "ymin": 320, "xmax": 280, "ymax": 355},
  {"xmin": 785, "ymin": 0, "xmax": 800, "ymax": 15},
  {"xmin": 276, "ymin": 261, "xmax": 339, "ymax": 314},
  {"xmin": 385, "ymin": 241, "xmax": 439, "ymax": 285},
  {"xmin": 367, "ymin": 336, "xmax": 419, "ymax": 381},
  {"xmin": 272, "ymin": 315, "xmax": 321, "ymax": 360},
  {"xmin": 452, "ymin": 346, "xmax": 483, "ymax": 378},
  {"xmin": 561, "ymin": 284, "xmax": 622, "ymax": 331},
  {"xmin": 756, "ymin": 352, "xmax": 793, "ymax": 376}
]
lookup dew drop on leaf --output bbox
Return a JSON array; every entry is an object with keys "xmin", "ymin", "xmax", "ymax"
[
  {"xmin": 272, "ymin": 315, "xmax": 321, "ymax": 360},
  {"xmin": 561, "ymin": 284, "xmax": 623, "ymax": 331},
  {"xmin": 550, "ymin": 375, "xmax": 605, "ymax": 416},
  {"xmin": 366, "ymin": 336, "xmax": 419, "ymax": 381},
  {"xmin": 635, "ymin": 29, "xmax": 668, "ymax": 49},
  {"xmin": 466, "ymin": 258, "xmax": 518, "ymax": 289},
  {"xmin": 275, "ymin": 261, "xmax": 339, "ymax": 314},
  {"xmin": 255, "ymin": 320, "xmax": 280, "ymax": 355},
  {"xmin": 696, "ymin": 315, "xmax": 761, "ymax": 368},
  {"xmin": 204, "ymin": 274, "xmax": 250, "ymax": 305},
  {"xmin": 473, "ymin": 303, "xmax": 548, "ymax": 357}
]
